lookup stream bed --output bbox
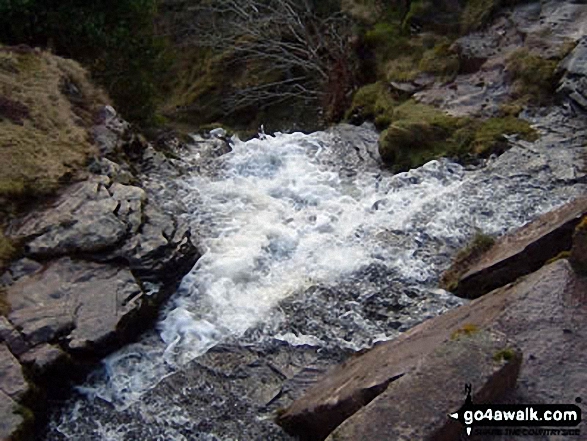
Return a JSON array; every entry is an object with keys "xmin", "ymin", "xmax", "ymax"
[{"xmin": 42, "ymin": 114, "xmax": 586, "ymax": 440}]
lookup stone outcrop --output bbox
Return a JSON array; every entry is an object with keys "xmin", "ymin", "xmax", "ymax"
[
  {"xmin": 450, "ymin": 196, "xmax": 587, "ymax": 298},
  {"xmin": 325, "ymin": 331, "xmax": 521, "ymax": 441},
  {"xmin": 6, "ymin": 258, "xmax": 143, "ymax": 353},
  {"xmin": 0, "ymin": 105, "xmax": 206, "ymax": 439},
  {"xmin": 278, "ymin": 258, "xmax": 587, "ymax": 440}
]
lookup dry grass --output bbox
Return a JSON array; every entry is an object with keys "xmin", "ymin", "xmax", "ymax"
[{"xmin": 0, "ymin": 47, "xmax": 107, "ymax": 203}]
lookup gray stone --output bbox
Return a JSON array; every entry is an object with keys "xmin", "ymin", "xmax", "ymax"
[
  {"xmin": 6, "ymin": 258, "xmax": 144, "ymax": 352},
  {"xmin": 19, "ymin": 343, "xmax": 68, "ymax": 375},
  {"xmin": 0, "ymin": 316, "xmax": 29, "ymax": 356},
  {"xmin": 11, "ymin": 177, "xmax": 152, "ymax": 258},
  {"xmin": 325, "ymin": 331, "xmax": 521, "ymax": 441},
  {"xmin": 558, "ymin": 37, "xmax": 587, "ymax": 110},
  {"xmin": 0, "ymin": 343, "xmax": 29, "ymax": 401}
]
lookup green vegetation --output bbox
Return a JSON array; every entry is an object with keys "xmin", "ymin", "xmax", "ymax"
[
  {"xmin": 460, "ymin": 0, "xmax": 500, "ymax": 34},
  {"xmin": 0, "ymin": 48, "xmax": 105, "ymax": 207},
  {"xmin": 345, "ymin": 82, "xmax": 397, "ymax": 129},
  {"xmin": 471, "ymin": 116, "xmax": 538, "ymax": 155},
  {"xmin": 493, "ymin": 347, "xmax": 516, "ymax": 362},
  {"xmin": 376, "ymin": 100, "xmax": 536, "ymax": 171},
  {"xmin": 506, "ymin": 49, "xmax": 559, "ymax": 106},
  {"xmin": 441, "ymin": 232, "xmax": 496, "ymax": 292},
  {"xmin": 0, "ymin": 0, "xmax": 170, "ymax": 125}
]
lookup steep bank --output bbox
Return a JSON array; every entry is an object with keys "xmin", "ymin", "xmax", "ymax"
[{"xmin": 0, "ymin": 49, "xmax": 202, "ymax": 439}]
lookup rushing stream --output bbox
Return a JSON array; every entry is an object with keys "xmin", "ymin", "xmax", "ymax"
[{"xmin": 43, "ymin": 119, "xmax": 585, "ymax": 440}]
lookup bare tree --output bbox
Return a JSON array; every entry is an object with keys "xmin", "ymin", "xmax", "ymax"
[{"xmin": 177, "ymin": 0, "xmax": 357, "ymax": 121}]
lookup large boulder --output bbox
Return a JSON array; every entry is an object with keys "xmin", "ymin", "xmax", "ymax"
[
  {"xmin": 278, "ymin": 259, "xmax": 587, "ymax": 440},
  {"xmin": 6, "ymin": 258, "xmax": 144, "ymax": 353},
  {"xmin": 450, "ymin": 196, "xmax": 587, "ymax": 299},
  {"xmin": 326, "ymin": 331, "xmax": 521, "ymax": 441}
]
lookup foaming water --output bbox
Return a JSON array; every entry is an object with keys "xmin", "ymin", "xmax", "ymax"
[{"xmin": 46, "ymin": 123, "xmax": 584, "ymax": 438}]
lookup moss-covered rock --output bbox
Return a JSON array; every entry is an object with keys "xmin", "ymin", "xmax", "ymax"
[
  {"xmin": 345, "ymin": 81, "xmax": 397, "ymax": 128},
  {"xmin": 506, "ymin": 49, "xmax": 559, "ymax": 106},
  {"xmin": 471, "ymin": 116, "xmax": 538, "ymax": 155},
  {"xmin": 418, "ymin": 39, "xmax": 460, "ymax": 79},
  {"xmin": 377, "ymin": 100, "xmax": 537, "ymax": 171}
]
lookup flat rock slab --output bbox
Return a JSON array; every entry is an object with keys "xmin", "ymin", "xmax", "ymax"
[
  {"xmin": 11, "ymin": 176, "xmax": 146, "ymax": 258},
  {"xmin": 326, "ymin": 331, "xmax": 521, "ymax": 441},
  {"xmin": 6, "ymin": 257, "xmax": 143, "ymax": 353},
  {"xmin": 455, "ymin": 196, "xmax": 587, "ymax": 298},
  {"xmin": 278, "ymin": 259, "xmax": 587, "ymax": 440}
]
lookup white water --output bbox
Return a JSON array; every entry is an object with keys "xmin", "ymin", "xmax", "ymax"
[{"xmin": 49, "ymin": 123, "xmax": 584, "ymax": 437}]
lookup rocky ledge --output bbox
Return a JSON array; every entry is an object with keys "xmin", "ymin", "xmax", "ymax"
[{"xmin": 0, "ymin": 106, "xmax": 207, "ymax": 439}]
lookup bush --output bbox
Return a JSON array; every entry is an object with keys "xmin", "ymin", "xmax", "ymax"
[{"xmin": 0, "ymin": 0, "xmax": 170, "ymax": 125}]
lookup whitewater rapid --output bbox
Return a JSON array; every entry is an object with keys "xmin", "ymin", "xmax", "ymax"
[{"xmin": 45, "ymin": 121, "xmax": 585, "ymax": 439}]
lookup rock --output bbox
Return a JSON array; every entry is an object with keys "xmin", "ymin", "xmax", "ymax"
[
  {"xmin": 19, "ymin": 343, "xmax": 69, "ymax": 375},
  {"xmin": 453, "ymin": 196, "xmax": 587, "ymax": 298},
  {"xmin": 11, "ymin": 177, "xmax": 151, "ymax": 258},
  {"xmin": 92, "ymin": 105, "xmax": 130, "ymax": 156},
  {"xmin": 570, "ymin": 216, "xmax": 587, "ymax": 273},
  {"xmin": 325, "ymin": 331, "xmax": 521, "ymax": 441},
  {"xmin": 0, "ymin": 390, "xmax": 28, "ymax": 441},
  {"xmin": 278, "ymin": 259, "xmax": 586, "ymax": 440},
  {"xmin": 0, "ymin": 343, "xmax": 29, "ymax": 401},
  {"xmin": 6, "ymin": 258, "xmax": 144, "ymax": 353},
  {"xmin": 0, "ymin": 316, "xmax": 29, "ymax": 356},
  {"xmin": 558, "ymin": 36, "xmax": 587, "ymax": 110}
]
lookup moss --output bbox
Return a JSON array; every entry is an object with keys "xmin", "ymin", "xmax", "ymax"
[
  {"xmin": 345, "ymin": 82, "xmax": 397, "ymax": 128},
  {"xmin": 493, "ymin": 348, "xmax": 516, "ymax": 362},
  {"xmin": 440, "ymin": 232, "xmax": 495, "ymax": 292},
  {"xmin": 378, "ymin": 101, "xmax": 468, "ymax": 170},
  {"xmin": 0, "ymin": 287, "xmax": 9, "ymax": 316},
  {"xmin": 471, "ymin": 116, "xmax": 537, "ymax": 156},
  {"xmin": 0, "ymin": 228, "xmax": 15, "ymax": 269},
  {"xmin": 451, "ymin": 323, "xmax": 480, "ymax": 340},
  {"xmin": 506, "ymin": 49, "xmax": 559, "ymax": 106}
]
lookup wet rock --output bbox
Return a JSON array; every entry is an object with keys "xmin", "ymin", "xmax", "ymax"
[
  {"xmin": 325, "ymin": 331, "xmax": 521, "ymax": 441},
  {"xmin": 558, "ymin": 37, "xmax": 587, "ymax": 110},
  {"xmin": 6, "ymin": 258, "xmax": 144, "ymax": 353},
  {"xmin": 0, "ymin": 343, "xmax": 29, "ymax": 401},
  {"xmin": 453, "ymin": 196, "xmax": 587, "ymax": 298},
  {"xmin": 278, "ymin": 259, "xmax": 587, "ymax": 440}
]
